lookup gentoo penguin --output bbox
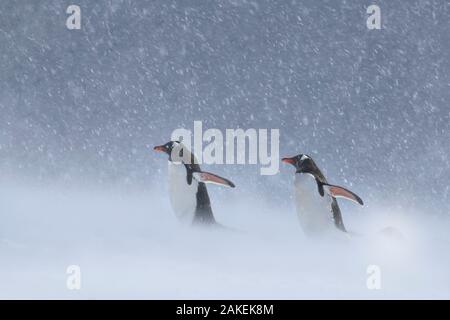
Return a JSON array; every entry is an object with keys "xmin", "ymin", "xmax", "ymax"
[
  {"xmin": 282, "ymin": 154, "xmax": 363, "ymax": 236},
  {"xmin": 154, "ymin": 141, "xmax": 235, "ymax": 226}
]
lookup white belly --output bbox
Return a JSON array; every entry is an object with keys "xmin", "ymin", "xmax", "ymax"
[
  {"xmin": 294, "ymin": 173, "xmax": 335, "ymax": 235},
  {"xmin": 168, "ymin": 161, "xmax": 198, "ymax": 224}
]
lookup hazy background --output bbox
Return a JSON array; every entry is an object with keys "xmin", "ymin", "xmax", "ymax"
[{"xmin": 0, "ymin": 0, "xmax": 449, "ymax": 298}]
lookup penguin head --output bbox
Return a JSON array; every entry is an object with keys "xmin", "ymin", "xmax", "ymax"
[
  {"xmin": 282, "ymin": 154, "xmax": 317, "ymax": 173},
  {"xmin": 154, "ymin": 141, "xmax": 185, "ymax": 162}
]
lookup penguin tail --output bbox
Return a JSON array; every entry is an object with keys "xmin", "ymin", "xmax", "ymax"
[
  {"xmin": 213, "ymin": 222, "xmax": 245, "ymax": 234},
  {"xmin": 192, "ymin": 219, "xmax": 243, "ymax": 233}
]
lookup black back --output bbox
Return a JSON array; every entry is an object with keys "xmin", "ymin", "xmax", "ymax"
[
  {"xmin": 183, "ymin": 161, "xmax": 216, "ymax": 225},
  {"xmin": 193, "ymin": 182, "xmax": 216, "ymax": 225}
]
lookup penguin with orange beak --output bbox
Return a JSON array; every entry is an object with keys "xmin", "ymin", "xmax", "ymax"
[
  {"xmin": 154, "ymin": 141, "xmax": 235, "ymax": 226},
  {"xmin": 282, "ymin": 154, "xmax": 363, "ymax": 236}
]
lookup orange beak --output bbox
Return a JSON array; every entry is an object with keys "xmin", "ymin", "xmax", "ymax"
[
  {"xmin": 153, "ymin": 145, "xmax": 167, "ymax": 152},
  {"xmin": 282, "ymin": 157, "xmax": 296, "ymax": 164}
]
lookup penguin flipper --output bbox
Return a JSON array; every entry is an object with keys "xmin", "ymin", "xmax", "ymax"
[
  {"xmin": 192, "ymin": 172, "xmax": 235, "ymax": 188},
  {"xmin": 323, "ymin": 183, "xmax": 364, "ymax": 205}
]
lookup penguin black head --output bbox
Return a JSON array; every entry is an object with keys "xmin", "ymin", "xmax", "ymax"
[
  {"xmin": 154, "ymin": 140, "xmax": 184, "ymax": 162},
  {"xmin": 282, "ymin": 154, "xmax": 319, "ymax": 175}
]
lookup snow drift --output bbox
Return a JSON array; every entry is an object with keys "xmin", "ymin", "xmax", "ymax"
[{"xmin": 0, "ymin": 181, "xmax": 449, "ymax": 299}]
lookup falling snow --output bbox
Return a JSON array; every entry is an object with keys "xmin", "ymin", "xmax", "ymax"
[{"xmin": 0, "ymin": 0, "xmax": 449, "ymax": 298}]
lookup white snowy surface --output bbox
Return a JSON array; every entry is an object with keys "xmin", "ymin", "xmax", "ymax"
[{"xmin": 1, "ymin": 182, "xmax": 449, "ymax": 299}]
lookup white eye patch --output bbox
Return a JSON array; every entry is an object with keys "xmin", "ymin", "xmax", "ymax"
[{"xmin": 300, "ymin": 155, "xmax": 309, "ymax": 161}]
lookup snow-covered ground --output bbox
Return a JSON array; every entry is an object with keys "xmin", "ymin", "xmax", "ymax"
[{"xmin": 1, "ymin": 181, "xmax": 449, "ymax": 299}]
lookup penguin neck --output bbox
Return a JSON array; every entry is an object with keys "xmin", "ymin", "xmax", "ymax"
[{"xmin": 296, "ymin": 167, "xmax": 326, "ymax": 183}]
